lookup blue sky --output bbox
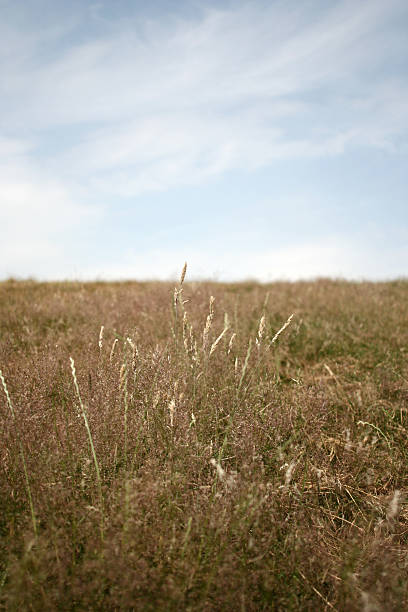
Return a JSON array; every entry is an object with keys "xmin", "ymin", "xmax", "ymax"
[{"xmin": 1, "ymin": 0, "xmax": 407, "ymax": 281}]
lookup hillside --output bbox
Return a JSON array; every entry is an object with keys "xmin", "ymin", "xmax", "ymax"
[{"xmin": 1, "ymin": 278, "xmax": 407, "ymax": 610}]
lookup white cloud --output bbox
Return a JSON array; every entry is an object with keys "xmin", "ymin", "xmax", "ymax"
[
  {"xmin": 0, "ymin": 158, "xmax": 102, "ymax": 278},
  {"xmin": 1, "ymin": 0, "xmax": 407, "ymax": 196},
  {"xmin": 0, "ymin": 136, "xmax": 33, "ymax": 158},
  {"xmin": 0, "ymin": 0, "xmax": 407, "ymax": 280},
  {"xmin": 76, "ymin": 237, "xmax": 408, "ymax": 283},
  {"xmin": 56, "ymin": 111, "xmax": 362, "ymax": 197}
]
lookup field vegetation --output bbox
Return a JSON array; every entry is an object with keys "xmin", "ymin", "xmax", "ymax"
[{"xmin": 0, "ymin": 271, "xmax": 407, "ymax": 610}]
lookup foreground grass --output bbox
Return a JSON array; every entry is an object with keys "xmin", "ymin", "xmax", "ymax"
[{"xmin": 0, "ymin": 276, "xmax": 407, "ymax": 610}]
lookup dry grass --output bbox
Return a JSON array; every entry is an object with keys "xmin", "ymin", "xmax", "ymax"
[{"xmin": 0, "ymin": 276, "xmax": 407, "ymax": 610}]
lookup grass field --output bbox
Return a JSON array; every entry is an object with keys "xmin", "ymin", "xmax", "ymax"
[{"xmin": 0, "ymin": 274, "xmax": 407, "ymax": 610}]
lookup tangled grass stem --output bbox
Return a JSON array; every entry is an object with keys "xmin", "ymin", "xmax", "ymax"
[
  {"xmin": 69, "ymin": 357, "xmax": 104, "ymax": 539},
  {"xmin": 0, "ymin": 369, "xmax": 37, "ymax": 536}
]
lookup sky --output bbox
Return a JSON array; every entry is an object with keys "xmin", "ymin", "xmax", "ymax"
[{"xmin": 0, "ymin": 0, "xmax": 407, "ymax": 282}]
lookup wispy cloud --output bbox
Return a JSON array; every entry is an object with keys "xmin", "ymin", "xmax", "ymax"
[
  {"xmin": 0, "ymin": 0, "xmax": 407, "ymax": 279},
  {"xmin": 78, "ymin": 237, "xmax": 408, "ymax": 282},
  {"xmin": 2, "ymin": 0, "xmax": 407, "ymax": 194},
  {"xmin": 0, "ymin": 156, "xmax": 101, "ymax": 278}
]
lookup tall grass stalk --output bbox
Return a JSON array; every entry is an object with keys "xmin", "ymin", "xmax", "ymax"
[
  {"xmin": 181, "ymin": 517, "xmax": 192, "ymax": 558},
  {"xmin": 214, "ymin": 338, "xmax": 254, "ymax": 467},
  {"xmin": 173, "ymin": 262, "xmax": 187, "ymax": 352},
  {"xmin": 238, "ymin": 338, "xmax": 253, "ymax": 391},
  {"xmin": 209, "ymin": 324, "xmax": 230, "ymax": 357},
  {"xmin": 202, "ymin": 296, "xmax": 215, "ymax": 352},
  {"xmin": 119, "ymin": 362, "xmax": 129, "ymax": 469},
  {"xmin": 69, "ymin": 357, "xmax": 104, "ymax": 539},
  {"xmin": 110, "ymin": 338, "xmax": 118, "ymax": 361},
  {"xmin": 271, "ymin": 313, "xmax": 294, "ymax": 344},
  {"xmin": 98, "ymin": 325, "xmax": 104, "ymax": 352},
  {"xmin": 0, "ymin": 369, "xmax": 37, "ymax": 536}
]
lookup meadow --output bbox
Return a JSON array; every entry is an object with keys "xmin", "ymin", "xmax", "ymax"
[{"xmin": 0, "ymin": 272, "xmax": 407, "ymax": 610}]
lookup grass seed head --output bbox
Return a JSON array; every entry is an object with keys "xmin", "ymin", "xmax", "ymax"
[
  {"xmin": 98, "ymin": 325, "xmax": 104, "ymax": 351},
  {"xmin": 0, "ymin": 368, "xmax": 15, "ymax": 419},
  {"xmin": 228, "ymin": 332, "xmax": 236, "ymax": 355},
  {"xmin": 109, "ymin": 338, "xmax": 118, "ymax": 361},
  {"xmin": 169, "ymin": 399, "xmax": 176, "ymax": 427},
  {"xmin": 386, "ymin": 490, "xmax": 402, "ymax": 523},
  {"xmin": 271, "ymin": 313, "xmax": 294, "ymax": 344},
  {"xmin": 180, "ymin": 262, "xmax": 187, "ymax": 286},
  {"xmin": 202, "ymin": 296, "xmax": 215, "ymax": 351},
  {"xmin": 209, "ymin": 325, "xmax": 230, "ymax": 356},
  {"xmin": 256, "ymin": 315, "xmax": 266, "ymax": 347}
]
